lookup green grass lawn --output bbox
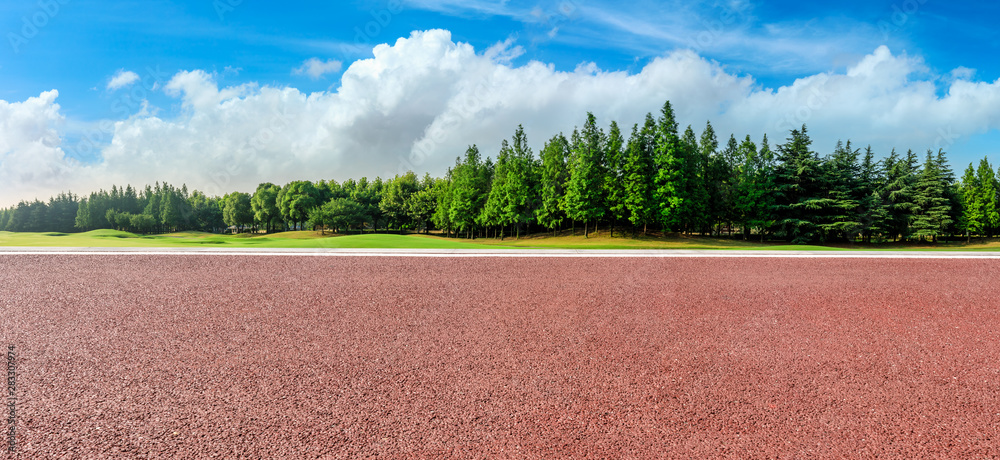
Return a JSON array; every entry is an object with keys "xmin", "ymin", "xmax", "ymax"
[
  {"xmin": 0, "ymin": 230, "xmax": 493, "ymax": 249},
  {"xmin": 0, "ymin": 229, "xmax": 997, "ymax": 250}
]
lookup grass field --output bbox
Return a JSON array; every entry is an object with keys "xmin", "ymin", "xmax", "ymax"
[
  {"xmin": 1, "ymin": 229, "xmax": 999, "ymax": 250},
  {"xmin": 0, "ymin": 230, "xmax": 492, "ymax": 249}
]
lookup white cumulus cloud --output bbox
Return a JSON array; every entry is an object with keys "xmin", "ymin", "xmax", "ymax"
[
  {"xmin": 107, "ymin": 69, "xmax": 140, "ymax": 91},
  {"xmin": 293, "ymin": 58, "xmax": 343, "ymax": 80},
  {"xmin": 0, "ymin": 91, "xmax": 104, "ymax": 205},
  {"xmin": 3, "ymin": 30, "xmax": 1000, "ymax": 208}
]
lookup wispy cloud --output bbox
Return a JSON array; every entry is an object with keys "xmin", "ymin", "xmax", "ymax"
[
  {"xmin": 405, "ymin": 0, "xmax": 899, "ymax": 78},
  {"xmin": 107, "ymin": 69, "xmax": 140, "ymax": 91},
  {"xmin": 293, "ymin": 58, "xmax": 344, "ymax": 79}
]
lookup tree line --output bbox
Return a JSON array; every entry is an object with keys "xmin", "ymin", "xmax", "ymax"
[{"xmin": 2, "ymin": 100, "xmax": 999, "ymax": 243}]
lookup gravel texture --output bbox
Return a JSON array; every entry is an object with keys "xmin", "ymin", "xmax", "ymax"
[{"xmin": 1, "ymin": 255, "xmax": 999, "ymax": 458}]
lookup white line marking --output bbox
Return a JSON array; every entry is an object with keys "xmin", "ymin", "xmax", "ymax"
[{"xmin": 1, "ymin": 248, "xmax": 1000, "ymax": 258}]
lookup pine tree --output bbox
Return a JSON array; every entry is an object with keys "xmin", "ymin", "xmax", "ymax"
[
  {"xmin": 536, "ymin": 134, "xmax": 570, "ymax": 235},
  {"xmin": 960, "ymin": 163, "xmax": 981, "ymax": 241},
  {"xmin": 604, "ymin": 121, "xmax": 626, "ymax": 236},
  {"xmin": 882, "ymin": 149, "xmax": 920, "ymax": 241},
  {"xmin": 822, "ymin": 140, "xmax": 862, "ymax": 241},
  {"xmin": 771, "ymin": 125, "xmax": 827, "ymax": 243},
  {"xmin": 679, "ymin": 125, "xmax": 706, "ymax": 234},
  {"xmin": 652, "ymin": 102, "xmax": 682, "ymax": 231},
  {"xmin": 507, "ymin": 125, "xmax": 538, "ymax": 238},
  {"xmin": 857, "ymin": 146, "xmax": 889, "ymax": 243},
  {"xmin": 482, "ymin": 140, "xmax": 513, "ymax": 238},
  {"xmin": 977, "ymin": 158, "xmax": 999, "ymax": 237},
  {"xmin": 161, "ymin": 190, "xmax": 183, "ymax": 232},
  {"xmin": 449, "ymin": 145, "xmax": 490, "ymax": 238},
  {"xmin": 563, "ymin": 113, "xmax": 606, "ymax": 237},
  {"xmin": 711, "ymin": 134, "xmax": 739, "ymax": 235},
  {"xmin": 911, "ymin": 150, "xmax": 953, "ymax": 242},
  {"xmin": 733, "ymin": 135, "xmax": 775, "ymax": 240},
  {"xmin": 621, "ymin": 121, "xmax": 655, "ymax": 234},
  {"xmin": 697, "ymin": 121, "xmax": 719, "ymax": 235}
]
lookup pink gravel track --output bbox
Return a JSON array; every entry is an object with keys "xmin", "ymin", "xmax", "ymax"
[{"xmin": 1, "ymin": 255, "xmax": 999, "ymax": 458}]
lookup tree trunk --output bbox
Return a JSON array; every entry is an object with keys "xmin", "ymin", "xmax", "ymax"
[{"xmin": 584, "ymin": 221, "xmax": 589, "ymax": 238}]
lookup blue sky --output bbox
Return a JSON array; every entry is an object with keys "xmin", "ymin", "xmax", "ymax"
[{"xmin": 1, "ymin": 0, "xmax": 999, "ymax": 205}]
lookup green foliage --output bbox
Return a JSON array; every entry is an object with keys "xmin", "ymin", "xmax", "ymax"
[
  {"xmin": 911, "ymin": 149, "xmax": 954, "ymax": 241},
  {"xmin": 652, "ymin": 102, "xmax": 682, "ymax": 229},
  {"xmin": 563, "ymin": 113, "xmax": 606, "ymax": 236},
  {"xmin": 431, "ymin": 170, "xmax": 455, "ymax": 235},
  {"xmin": 481, "ymin": 125, "xmax": 540, "ymax": 238},
  {"xmin": 733, "ymin": 135, "xmax": 774, "ymax": 239},
  {"xmin": 604, "ymin": 121, "xmax": 627, "ymax": 229},
  {"xmin": 251, "ymin": 183, "xmax": 282, "ymax": 232},
  {"xmin": 820, "ymin": 140, "xmax": 862, "ymax": 240},
  {"xmin": 311, "ymin": 197, "xmax": 367, "ymax": 233},
  {"xmin": 621, "ymin": 119, "xmax": 655, "ymax": 232},
  {"xmin": 380, "ymin": 171, "xmax": 419, "ymax": 230},
  {"xmin": 536, "ymin": 134, "xmax": 570, "ymax": 231},
  {"xmin": 0, "ymin": 98, "xmax": 983, "ymax": 246},
  {"xmin": 222, "ymin": 192, "xmax": 253, "ymax": 232},
  {"xmin": 278, "ymin": 180, "xmax": 321, "ymax": 230},
  {"xmin": 771, "ymin": 126, "xmax": 828, "ymax": 243},
  {"xmin": 976, "ymin": 158, "xmax": 1000, "ymax": 236},
  {"xmin": 449, "ymin": 145, "xmax": 491, "ymax": 236},
  {"xmin": 407, "ymin": 174, "xmax": 438, "ymax": 233},
  {"xmin": 856, "ymin": 146, "xmax": 890, "ymax": 242},
  {"xmin": 882, "ymin": 149, "xmax": 920, "ymax": 240}
]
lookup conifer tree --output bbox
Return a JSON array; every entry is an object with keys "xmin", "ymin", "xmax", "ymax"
[
  {"xmin": 822, "ymin": 140, "xmax": 862, "ymax": 241},
  {"xmin": 679, "ymin": 125, "xmax": 706, "ymax": 234},
  {"xmin": 621, "ymin": 121, "xmax": 655, "ymax": 234},
  {"xmin": 604, "ymin": 121, "xmax": 626, "ymax": 236},
  {"xmin": 911, "ymin": 150, "xmax": 953, "ymax": 242},
  {"xmin": 771, "ymin": 126, "xmax": 826, "ymax": 243},
  {"xmin": 697, "ymin": 121, "xmax": 719, "ymax": 235},
  {"xmin": 652, "ymin": 102, "xmax": 682, "ymax": 231},
  {"xmin": 536, "ymin": 134, "xmax": 570, "ymax": 235},
  {"xmin": 563, "ymin": 113, "xmax": 606, "ymax": 237},
  {"xmin": 977, "ymin": 158, "xmax": 999, "ymax": 237},
  {"xmin": 450, "ymin": 145, "xmax": 490, "ymax": 238}
]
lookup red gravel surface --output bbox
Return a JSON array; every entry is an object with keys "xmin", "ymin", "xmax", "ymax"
[{"xmin": 1, "ymin": 255, "xmax": 999, "ymax": 458}]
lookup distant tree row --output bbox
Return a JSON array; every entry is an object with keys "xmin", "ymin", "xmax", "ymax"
[
  {"xmin": 428, "ymin": 103, "xmax": 970, "ymax": 244},
  {"xmin": 2, "ymin": 100, "xmax": 999, "ymax": 243}
]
